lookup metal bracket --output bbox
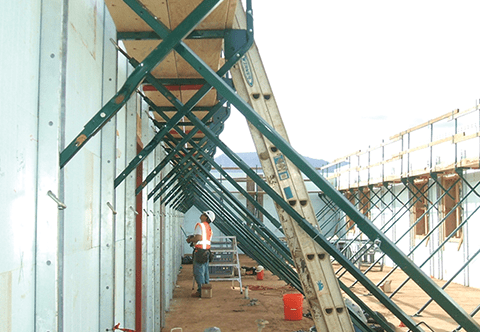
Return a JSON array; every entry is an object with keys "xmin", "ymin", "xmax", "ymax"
[
  {"xmin": 47, "ymin": 190, "xmax": 66, "ymax": 210},
  {"xmin": 129, "ymin": 206, "xmax": 138, "ymax": 215},
  {"xmin": 107, "ymin": 202, "xmax": 117, "ymax": 215}
]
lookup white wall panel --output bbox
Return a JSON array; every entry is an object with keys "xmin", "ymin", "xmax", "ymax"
[
  {"xmin": 62, "ymin": 0, "xmax": 107, "ymax": 329},
  {"xmin": 0, "ymin": 2, "xmax": 41, "ymax": 331},
  {"xmin": 114, "ymin": 48, "xmax": 129, "ymax": 326},
  {"xmin": 99, "ymin": 4, "xmax": 118, "ymax": 330},
  {"xmin": 3, "ymin": 3, "xmax": 480, "ymax": 332},
  {"xmin": 122, "ymin": 68, "xmax": 139, "ymax": 328},
  {"xmin": 141, "ymin": 108, "xmax": 154, "ymax": 331}
]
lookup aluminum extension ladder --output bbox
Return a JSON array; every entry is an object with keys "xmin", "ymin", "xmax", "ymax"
[{"xmin": 229, "ymin": 7, "xmax": 355, "ymax": 332}]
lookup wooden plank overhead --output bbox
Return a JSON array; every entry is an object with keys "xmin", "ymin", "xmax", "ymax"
[{"xmin": 105, "ymin": 0, "xmax": 237, "ymax": 147}]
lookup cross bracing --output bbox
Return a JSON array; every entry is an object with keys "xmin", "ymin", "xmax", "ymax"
[
  {"xmin": 5, "ymin": 0, "xmax": 479, "ymax": 331},
  {"xmin": 58, "ymin": 1, "xmax": 479, "ymax": 330}
]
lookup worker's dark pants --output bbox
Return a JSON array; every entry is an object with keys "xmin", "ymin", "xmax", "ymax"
[{"xmin": 193, "ymin": 261, "xmax": 209, "ymax": 293}]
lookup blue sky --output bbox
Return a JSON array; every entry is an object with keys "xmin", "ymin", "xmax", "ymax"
[{"xmin": 219, "ymin": 1, "xmax": 480, "ymax": 162}]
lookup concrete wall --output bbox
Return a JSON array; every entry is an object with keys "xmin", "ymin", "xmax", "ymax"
[
  {"xmin": 0, "ymin": 1, "xmax": 182, "ymax": 331},
  {"xmin": 1, "ymin": 2, "xmax": 43, "ymax": 330}
]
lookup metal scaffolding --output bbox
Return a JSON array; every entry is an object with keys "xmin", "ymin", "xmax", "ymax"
[{"xmin": 53, "ymin": 0, "xmax": 480, "ymax": 331}]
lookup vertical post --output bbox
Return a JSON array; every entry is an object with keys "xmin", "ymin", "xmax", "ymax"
[
  {"xmin": 35, "ymin": 0, "xmax": 67, "ymax": 330},
  {"xmin": 153, "ymin": 146, "xmax": 163, "ymax": 330},
  {"xmin": 124, "ymin": 84, "xmax": 138, "ymax": 328},
  {"xmin": 135, "ymin": 141, "xmax": 143, "ymax": 332},
  {"xmin": 99, "ymin": 5, "xmax": 118, "ymax": 331}
]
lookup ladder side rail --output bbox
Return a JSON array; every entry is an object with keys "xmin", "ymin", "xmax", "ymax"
[{"xmin": 231, "ymin": 46, "xmax": 353, "ymax": 331}]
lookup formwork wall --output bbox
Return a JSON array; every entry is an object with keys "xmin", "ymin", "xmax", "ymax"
[
  {"xmin": 0, "ymin": 1, "xmax": 182, "ymax": 331},
  {"xmin": 312, "ymin": 172, "xmax": 480, "ymax": 289},
  {"xmin": 208, "ymin": 134, "xmax": 480, "ymax": 290}
]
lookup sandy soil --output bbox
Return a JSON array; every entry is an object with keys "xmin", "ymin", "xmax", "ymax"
[{"xmin": 162, "ymin": 255, "xmax": 480, "ymax": 332}]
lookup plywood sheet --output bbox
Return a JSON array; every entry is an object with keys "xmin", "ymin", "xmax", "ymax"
[
  {"xmin": 106, "ymin": 0, "xmax": 238, "ymax": 149},
  {"xmin": 123, "ymin": 40, "xmax": 178, "ymax": 78},
  {"xmin": 105, "ymin": 0, "xmax": 237, "ymax": 31},
  {"xmin": 174, "ymin": 39, "xmax": 224, "ymax": 77},
  {"xmin": 123, "ymin": 39, "xmax": 223, "ymax": 79},
  {"xmin": 167, "ymin": 0, "xmax": 236, "ymax": 30},
  {"xmin": 107, "ymin": 0, "xmax": 237, "ymax": 80},
  {"xmin": 105, "ymin": 0, "xmax": 170, "ymax": 32},
  {"xmin": 144, "ymin": 89, "xmax": 217, "ymax": 107}
]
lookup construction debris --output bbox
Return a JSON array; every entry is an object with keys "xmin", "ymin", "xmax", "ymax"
[{"xmin": 255, "ymin": 319, "xmax": 269, "ymax": 332}]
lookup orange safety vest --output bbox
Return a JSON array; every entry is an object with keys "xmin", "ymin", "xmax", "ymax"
[{"xmin": 194, "ymin": 222, "xmax": 213, "ymax": 249}]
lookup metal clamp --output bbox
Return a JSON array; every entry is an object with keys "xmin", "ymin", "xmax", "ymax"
[
  {"xmin": 47, "ymin": 190, "xmax": 66, "ymax": 210},
  {"xmin": 107, "ymin": 202, "xmax": 117, "ymax": 215},
  {"xmin": 143, "ymin": 208, "xmax": 149, "ymax": 216},
  {"xmin": 130, "ymin": 206, "xmax": 139, "ymax": 215},
  {"xmin": 150, "ymin": 210, "xmax": 156, "ymax": 216}
]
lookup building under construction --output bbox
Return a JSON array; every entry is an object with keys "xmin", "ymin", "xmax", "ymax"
[{"xmin": 1, "ymin": 1, "xmax": 479, "ymax": 331}]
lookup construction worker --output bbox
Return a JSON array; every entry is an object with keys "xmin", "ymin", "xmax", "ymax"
[{"xmin": 186, "ymin": 210, "xmax": 214, "ymax": 297}]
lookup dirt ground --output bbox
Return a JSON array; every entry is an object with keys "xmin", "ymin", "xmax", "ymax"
[{"xmin": 162, "ymin": 255, "xmax": 480, "ymax": 332}]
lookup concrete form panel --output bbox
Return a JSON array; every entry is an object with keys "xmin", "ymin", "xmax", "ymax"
[
  {"xmin": 141, "ymin": 109, "xmax": 154, "ymax": 331},
  {"xmin": 114, "ymin": 51, "xmax": 129, "ymax": 326},
  {"xmin": 153, "ymin": 146, "xmax": 163, "ymax": 330},
  {"xmin": 99, "ymin": 5, "xmax": 118, "ymax": 331},
  {"xmin": 62, "ymin": 0, "xmax": 110, "ymax": 329},
  {"xmin": 0, "ymin": 2, "xmax": 42, "ymax": 332},
  {"xmin": 164, "ymin": 208, "xmax": 172, "ymax": 309},
  {"xmin": 122, "ymin": 72, "xmax": 139, "ymax": 328},
  {"xmin": 3, "ymin": 2, "xmax": 480, "ymax": 332},
  {"xmin": 34, "ymin": 0, "xmax": 69, "ymax": 330}
]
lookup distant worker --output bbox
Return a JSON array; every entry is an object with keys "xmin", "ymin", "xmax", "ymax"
[{"xmin": 186, "ymin": 210, "xmax": 215, "ymax": 297}]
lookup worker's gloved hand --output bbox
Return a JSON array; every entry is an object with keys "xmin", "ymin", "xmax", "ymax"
[{"xmin": 186, "ymin": 235, "xmax": 194, "ymax": 243}]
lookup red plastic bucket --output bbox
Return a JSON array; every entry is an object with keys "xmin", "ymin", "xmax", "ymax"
[
  {"xmin": 283, "ymin": 293, "xmax": 303, "ymax": 321},
  {"xmin": 256, "ymin": 270, "xmax": 264, "ymax": 280}
]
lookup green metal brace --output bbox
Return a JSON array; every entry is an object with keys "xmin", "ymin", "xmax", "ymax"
[
  {"xmin": 333, "ymin": 185, "xmax": 410, "ymax": 274},
  {"xmin": 59, "ymin": 0, "xmax": 223, "ymax": 168},
  {"xmin": 192, "ymin": 178, "xmax": 391, "ymax": 332},
  {"xmin": 180, "ymin": 63, "xmax": 478, "ymax": 329},
  {"xmin": 190, "ymin": 157, "xmax": 291, "ymax": 259},
  {"xmin": 190, "ymin": 182, "xmax": 302, "ymax": 290},
  {"xmin": 368, "ymin": 177, "xmax": 463, "ymax": 288},
  {"xmin": 118, "ymin": 29, "xmax": 229, "ymax": 41},
  {"xmin": 135, "ymin": 96, "xmax": 228, "ymax": 195},
  {"xmin": 145, "ymin": 117, "xmax": 291, "ymax": 265},
  {"xmin": 111, "ymin": 0, "xmax": 253, "ymax": 188},
  {"xmin": 185, "ymin": 111, "xmax": 421, "ymax": 331},
  {"xmin": 150, "ymin": 108, "xmax": 285, "ymax": 231},
  {"xmin": 146, "ymin": 115, "xmax": 225, "ymax": 201}
]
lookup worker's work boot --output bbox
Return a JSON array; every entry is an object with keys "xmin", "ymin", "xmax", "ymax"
[{"xmin": 191, "ymin": 291, "xmax": 201, "ymax": 298}]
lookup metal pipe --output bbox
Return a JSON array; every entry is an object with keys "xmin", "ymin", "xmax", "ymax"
[
  {"xmin": 47, "ymin": 190, "xmax": 67, "ymax": 210},
  {"xmin": 414, "ymin": 247, "xmax": 480, "ymax": 316}
]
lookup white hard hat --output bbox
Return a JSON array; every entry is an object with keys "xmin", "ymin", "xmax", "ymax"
[{"xmin": 203, "ymin": 210, "xmax": 215, "ymax": 222}]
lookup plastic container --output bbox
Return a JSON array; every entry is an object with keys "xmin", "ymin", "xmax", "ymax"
[
  {"xmin": 256, "ymin": 265, "xmax": 264, "ymax": 280},
  {"xmin": 256, "ymin": 270, "xmax": 264, "ymax": 280},
  {"xmin": 283, "ymin": 293, "xmax": 303, "ymax": 321}
]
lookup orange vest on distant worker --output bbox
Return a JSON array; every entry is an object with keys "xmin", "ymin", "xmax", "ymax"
[{"xmin": 194, "ymin": 221, "xmax": 212, "ymax": 249}]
